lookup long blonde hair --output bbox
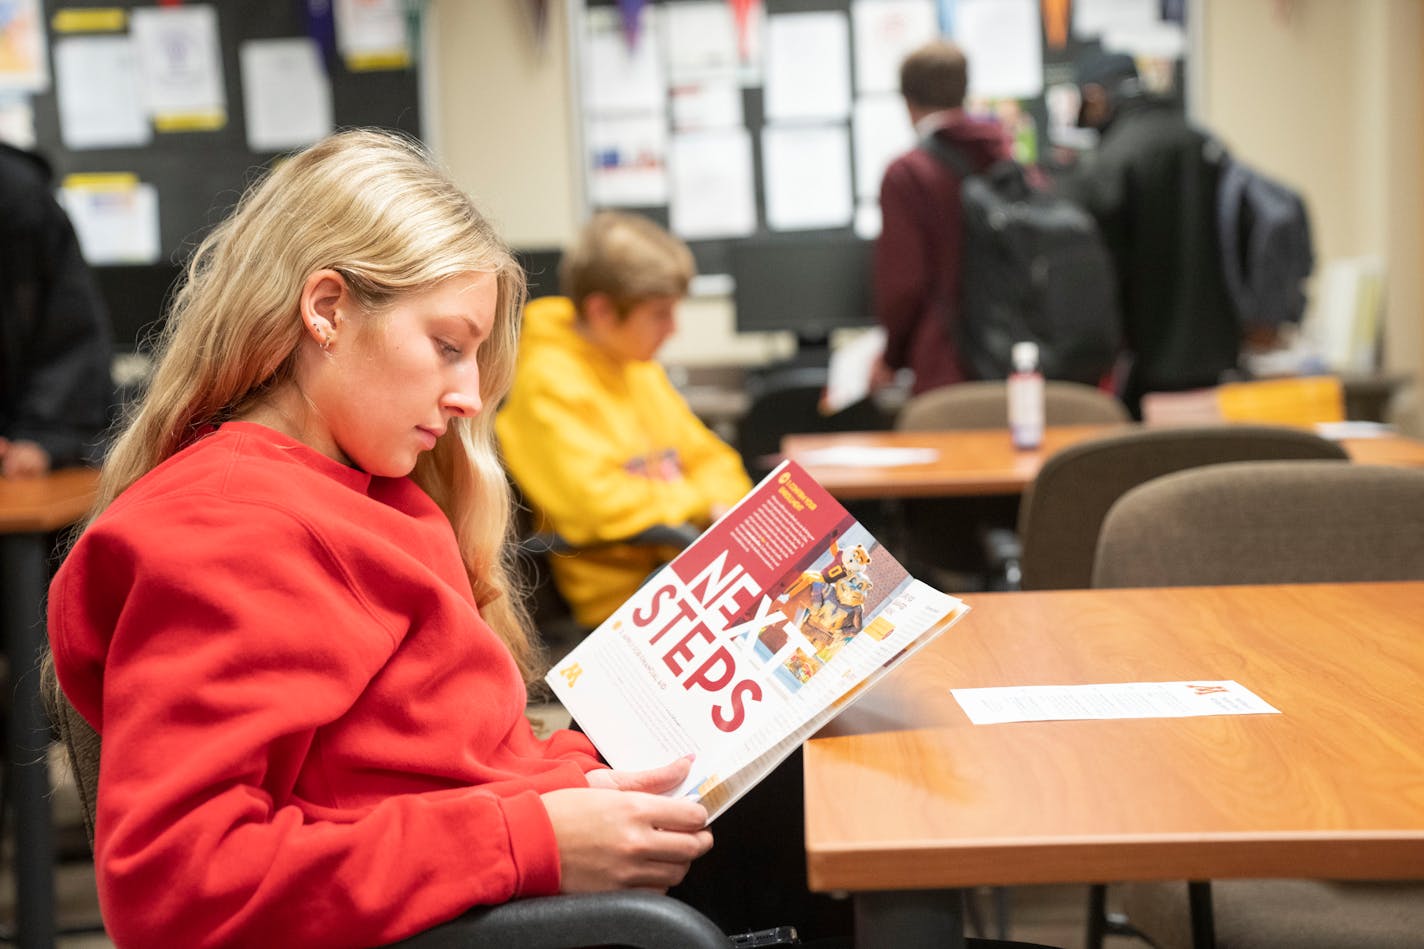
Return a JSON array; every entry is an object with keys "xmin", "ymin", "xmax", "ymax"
[{"xmin": 94, "ymin": 129, "xmax": 539, "ymax": 678}]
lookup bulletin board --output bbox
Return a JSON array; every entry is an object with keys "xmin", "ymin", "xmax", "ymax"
[
  {"xmin": 18, "ymin": 0, "xmax": 423, "ymax": 345},
  {"xmin": 573, "ymin": 0, "xmax": 1191, "ymax": 341}
]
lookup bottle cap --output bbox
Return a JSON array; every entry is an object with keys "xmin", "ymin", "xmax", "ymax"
[{"xmin": 1011, "ymin": 341, "xmax": 1039, "ymax": 372}]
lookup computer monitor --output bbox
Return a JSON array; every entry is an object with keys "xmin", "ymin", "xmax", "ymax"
[
  {"xmin": 730, "ymin": 237, "xmax": 874, "ymax": 342},
  {"xmin": 91, "ymin": 263, "xmax": 184, "ymax": 352}
]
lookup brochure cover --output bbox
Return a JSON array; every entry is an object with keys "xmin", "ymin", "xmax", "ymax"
[{"xmin": 546, "ymin": 459, "xmax": 969, "ymax": 819}]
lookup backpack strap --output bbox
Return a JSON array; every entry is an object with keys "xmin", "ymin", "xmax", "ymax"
[{"xmin": 920, "ymin": 133, "xmax": 976, "ymax": 179}]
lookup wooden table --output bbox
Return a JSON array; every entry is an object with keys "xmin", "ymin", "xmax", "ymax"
[
  {"xmin": 0, "ymin": 468, "xmax": 100, "ymax": 949},
  {"xmin": 782, "ymin": 425, "xmax": 1424, "ymax": 499},
  {"xmin": 804, "ymin": 582, "xmax": 1424, "ymax": 948}
]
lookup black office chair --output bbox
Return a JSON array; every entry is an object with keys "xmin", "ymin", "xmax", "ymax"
[{"xmin": 734, "ymin": 366, "xmax": 894, "ymax": 481}]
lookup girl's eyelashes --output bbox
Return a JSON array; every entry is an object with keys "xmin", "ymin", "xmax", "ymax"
[{"xmin": 436, "ymin": 338, "xmax": 464, "ymax": 361}]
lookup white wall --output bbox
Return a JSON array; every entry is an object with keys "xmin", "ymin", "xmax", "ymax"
[{"xmin": 428, "ymin": 0, "xmax": 1424, "ymax": 384}]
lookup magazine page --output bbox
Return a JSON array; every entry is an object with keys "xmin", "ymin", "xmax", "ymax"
[{"xmin": 546, "ymin": 460, "xmax": 968, "ymax": 819}]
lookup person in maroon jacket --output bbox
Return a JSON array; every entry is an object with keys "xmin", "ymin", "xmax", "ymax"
[
  {"xmin": 871, "ymin": 40, "xmax": 1013, "ymax": 396},
  {"xmin": 46, "ymin": 129, "xmax": 712, "ymax": 949}
]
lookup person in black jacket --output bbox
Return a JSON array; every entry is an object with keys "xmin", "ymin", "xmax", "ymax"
[
  {"xmin": 0, "ymin": 143, "xmax": 113, "ymax": 477},
  {"xmin": 1063, "ymin": 53, "xmax": 1240, "ymax": 417}
]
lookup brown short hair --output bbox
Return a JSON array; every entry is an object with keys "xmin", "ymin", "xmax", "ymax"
[
  {"xmin": 899, "ymin": 40, "xmax": 968, "ymax": 111},
  {"xmin": 560, "ymin": 211, "xmax": 695, "ymax": 318}
]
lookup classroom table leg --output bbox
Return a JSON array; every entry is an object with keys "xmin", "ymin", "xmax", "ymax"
[
  {"xmin": 1188, "ymin": 880, "xmax": 1217, "ymax": 949},
  {"xmin": 2, "ymin": 532, "xmax": 57, "ymax": 949},
  {"xmin": 853, "ymin": 888, "xmax": 967, "ymax": 949}
]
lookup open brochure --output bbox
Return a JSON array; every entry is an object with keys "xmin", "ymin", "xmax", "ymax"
[{"xmin": 546, "ymin": 459, "xmax": 969, "ymax": 820}]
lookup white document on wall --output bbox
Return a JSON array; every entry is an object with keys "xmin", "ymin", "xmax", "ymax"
[
  {"xmin": 762, "ymin": 124, "xmax": 853, "ymax": 231},
  {"xmin": 764, "ymin": 12, "xmax": 850, "ymax": 122},
  {"xmin": 669, "ymin": 128, "xmax": 757, "ymax": 240},
  {"xmin": 1073, "ymin": 0, "xmax": 1159, "ymax": 38},
  {"xmin": 130, "ymin": 5, "xmax": 227, "ymax": 130},
  {"xmin": 0, "ymin": 95, "xmax": 36, "ymax": 149},
  {"xmin": 334, "ymin": 0, "xmax": 410, "ymax": 69},
  {"xmin": 851, "ymin": 0, "xmax": 939, "ymax": 95},
  {"xmin": 671, "ymin": 79, "xmax": 743, "ymax": 131},
  {"xmin": 954, "ymin": 0, "xmax": 1042, "ymax": 101},
  {"xmin": 853, "ymin": 94, "xmax": 916, "ymax": 199},
  {"xmin": 53, "ymin": 36, "xmax": 149, "ymax": 150},
  {"xmin": 59, "ymin": 180, "xmax": 161, "ymax": 265},
  {"xmin": 584, "ymin": 6, "xmax": 666, "ymax": 115},
  {"xmin": 588, "ymin": 114, "xmax": 669, "ymax": 207},
  {"xmin": 663, "ymin": 1, "xmax": 739, "ymax": 83},
  {"xmin": 952, "ymin": 680, "xmax": 1282, "ymax": 725},
  {"xmin": 240, "ymin": 39, "xmax": 333, "ymax": 153}
]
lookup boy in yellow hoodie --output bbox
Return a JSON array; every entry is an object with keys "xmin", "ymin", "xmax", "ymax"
[{"xmin": 497, "ymin": 212, "xmax": 752, "ymax": 629}]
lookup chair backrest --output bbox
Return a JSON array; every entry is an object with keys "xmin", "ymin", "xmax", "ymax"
[
  {"xmin": 896, "ymin": 380, "xmax": 1129, "ymax": 432},
  {"xmin": 1018, "ymin": 425, "xmax": 1349, "ymax": 590},
  {"xmin": 736, "ymin": 366, "xmax": 892, "ymax": 479},
  {"xmin": 1093, "ymin": 461, "xmax": 1424, "ymax": 588},
  {"xmin": 41, "ymin": 657, "xmax": 100, "ymax": 850}
]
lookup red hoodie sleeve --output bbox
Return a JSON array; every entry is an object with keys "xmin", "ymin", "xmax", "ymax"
[{"xmin": 49, "ymin": 500, "xmax": 568, "ymax": 949}]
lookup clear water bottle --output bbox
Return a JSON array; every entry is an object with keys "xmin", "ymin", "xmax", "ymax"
[{"xmin": 1008, "ymin": 341, "xmax": 1044, "ymax": 450}]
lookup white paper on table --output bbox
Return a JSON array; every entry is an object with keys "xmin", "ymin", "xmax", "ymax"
[
  {"xmin": 587, "ymin": 114, "xmax": 669, "ymax": 207},
  {"xmin": 794, "ymin": 445, "xmax": 940, "ymax": 467},
  {"xmin": 764, "ymin": 12, "xmax": 850, "ymax": 122},
  {"xmin": 825, "ymin": 328, "xmax": 886, "ymax": 413},
  {"xmin": 851, "ymin": 0, "xmax": 939, "ymax": 95},
  {"xmin": 853, "ymin": 94, "xmax": 916, "ymax": 199},
  {"xmin": 670, "ymin": 79, "xmax": 743, "ymax": 131},
  {"xmin": 663, "ymin": 1, "xmax": 738, "ymax": 83},
  {"xmin": 1073, "ymin": 0, "xmax": 1159, "ymax": 38},
  {"xmin": 59, "ymin": 181, "xmax": 161, "ymax": 265},
  {"xmin": 1315, "ymin": 420, "xmax": 1394, "ymax": 440},
  {"xmin": 952, "ymin": 680, "xmax": 1282, "ymax": 725},
  {"xmin": 668, "ymin": 128, "xmax": 757, "ymax": 240},
  {"xmin": 240, "ymin": 39, "xmax": 333, "ymax": 153},
  {"xmin": 954, "ymin": 0, "xmax": 1042, "ymax": 101},
  {"xmin": 334, "ymin": 0, "xmax": 410, "ymax": 68},
  {"xmin": 0, "ymin": 0, "xmax": 48, "ymax": 93},
  {"xmin": 53, "ymin": 36, "xmax": 149, "ymax": 150},
  {"xmin": 761, "ymin": 124, "xmax": 853, "ymax": 231},
  {"xmin": 130, "ymin": 5, "xmax": 227, "ymax": 128},
  {"xmin": 584, "ymin": 6, "xmax": 666, "ymax": 115}
]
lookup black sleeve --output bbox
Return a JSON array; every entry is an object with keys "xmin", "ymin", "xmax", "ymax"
[{"xmin": 6, "ymin": 194, "xmax": 115, "ymax": 467}]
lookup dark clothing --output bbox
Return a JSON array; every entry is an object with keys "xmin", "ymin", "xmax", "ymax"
[
  {"xmin": 1061, "ymin": 97, "xmax": 1240, "ymax": 414},
  {"xmin": 874, "ymin": 113, "xmax": 1012, "ymax": 395},
  {"xmin": 0, "ymin": 144, "xmax": 113, "ymax": 467}
]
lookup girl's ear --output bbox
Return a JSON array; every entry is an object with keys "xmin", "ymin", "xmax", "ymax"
[{"xmin": 298, "ymin": 269, "xmax": 350, "ymax": 350}]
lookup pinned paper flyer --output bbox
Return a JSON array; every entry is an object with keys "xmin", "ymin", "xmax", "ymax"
[{"xmin": 130, "ymin": 4, "xmax": 227, "ymax": 132}]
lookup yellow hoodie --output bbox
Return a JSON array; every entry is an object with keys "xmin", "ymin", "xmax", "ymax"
[{"xmin": 496, "ymin": 296, "xmax": 752, "ymax": 628}]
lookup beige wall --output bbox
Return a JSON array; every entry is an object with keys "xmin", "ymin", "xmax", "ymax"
[
  {"xmin": 1199, "ymin": 0, "xmax": 1423, "ymax": 382},
  {"xmin": 429, "ymin": 0, "xmax": 1424, "ymax": 381}
]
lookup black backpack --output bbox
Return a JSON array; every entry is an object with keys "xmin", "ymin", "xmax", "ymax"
[
  {"xmin": 923, "ymin": 137, "xmax": 1121, "ymax": 385},
  {"xmin": 1216, "ymin": 150, "xmax": 1314, "ymax": 329}
]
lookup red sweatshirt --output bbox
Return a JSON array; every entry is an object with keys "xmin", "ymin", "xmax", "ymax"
[{"xmin": 48, "ymin": 422, "xmax": 604, "ymax": 948}]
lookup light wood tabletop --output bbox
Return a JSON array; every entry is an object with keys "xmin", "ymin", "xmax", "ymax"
[
  {"xmin": 0, "ymin": 466, "xmax": 100, "ymax": 533},
  {"xmin": 782, "ymin": 426, "xmax": 1424, "ymax": 499},
  {"xmin": 805, "ymin": 582, "xmax": 1424, "ymax": 895}
]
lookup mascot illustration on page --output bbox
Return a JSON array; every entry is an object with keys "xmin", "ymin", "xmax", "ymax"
[{"xmin": 779, "ymin": 541, "xmax": 874, "ymax": 658}]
